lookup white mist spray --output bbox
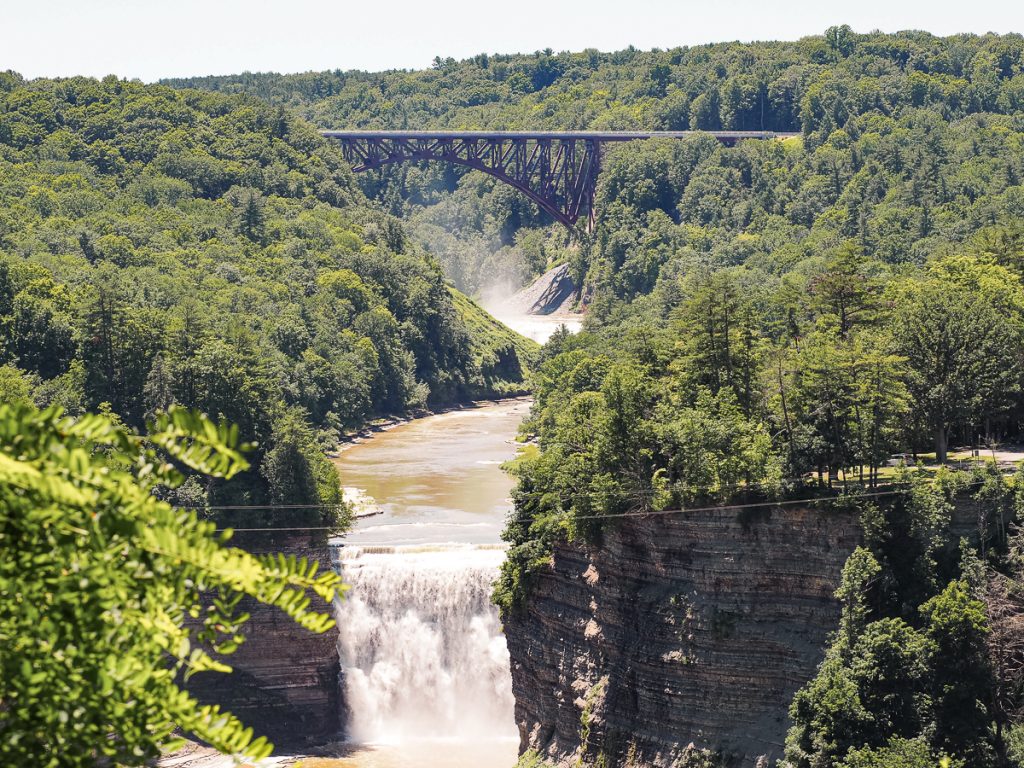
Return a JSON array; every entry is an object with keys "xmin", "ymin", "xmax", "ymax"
[{"xmin": 334, "ymin": 544, "xmax": 516, "ymax": 745}]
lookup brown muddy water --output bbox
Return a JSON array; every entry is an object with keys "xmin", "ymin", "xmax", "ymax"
[{"xmin": 334, "ymin": 398, "xmax": 529, "ymax": 548}]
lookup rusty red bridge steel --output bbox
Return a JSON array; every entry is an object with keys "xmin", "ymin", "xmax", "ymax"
[{"xmin": 321, "ymin": 130, "xmax": 798, "ymax": 232}]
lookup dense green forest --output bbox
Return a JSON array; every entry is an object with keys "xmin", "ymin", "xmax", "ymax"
[
  {"xmin": 781, "ymin": 468, "xmax": 1021, "ymax": 767},
  {"xmin": 164, "ymin": 27, "xmax": 1023, "ymax": 768},
  {"xmin": 5, "ymin": 24, "xmax": 1024, "ymax": 768},
  {"xmin": 165, "ymin": 27, "xmax": 1024, "ymax": 295},
  {"xmin": 164, "ymin": 28, "xmax": 1024, "ymax": 133},
  {"xmin": 0, "ymin": 74, "xmax": 534, "ymax": 520}
]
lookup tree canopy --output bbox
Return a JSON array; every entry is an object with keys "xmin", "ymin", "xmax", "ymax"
[{"xmin": 0, "ymin": 76, "xmax": 535, "ymax": 514}]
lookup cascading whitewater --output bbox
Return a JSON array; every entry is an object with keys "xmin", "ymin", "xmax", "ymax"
[{"xmin": 333, "ymin": 544, "xmax": 516, "ymax": 744}]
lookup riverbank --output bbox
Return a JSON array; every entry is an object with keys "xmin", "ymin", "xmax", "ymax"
[
  {"xmin": 159, "ymin": 741, "xmax": 301, "ymax": 767},
  {"xmin": 327, "ymin": 284, "xmax": 573, "ymax": 460}
]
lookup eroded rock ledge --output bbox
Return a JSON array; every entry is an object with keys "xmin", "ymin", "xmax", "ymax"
[{"xmin": 504, "ymin": 505, "xmax": 862, "ymax": 767}]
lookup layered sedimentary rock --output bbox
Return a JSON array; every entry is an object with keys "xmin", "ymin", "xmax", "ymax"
[
  {"xmin": 504, "ymin": 505, "xmax": 862, "ymax": 767},
  {"xmin": 186, "ymin": 532, "xmax": 340, "ymax": 748}
]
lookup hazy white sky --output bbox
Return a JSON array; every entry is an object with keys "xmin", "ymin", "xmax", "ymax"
[{"xmin": 4, "ymin": 0, "xmax": 1021, "ymax": 81}]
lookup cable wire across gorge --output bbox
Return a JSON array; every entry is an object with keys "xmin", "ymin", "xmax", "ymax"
[
  {"xmin": 190, "ymin": 477, "xmax": 993, "ymax": 534},
  {"xmin": 320, "ymin": 130, "xmax": 798, "ymax": 232}
]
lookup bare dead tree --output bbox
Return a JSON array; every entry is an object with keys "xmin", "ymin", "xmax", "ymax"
[{"xmin": 987, "ymin": 570, "xmax": 1024, "ymax": 747}]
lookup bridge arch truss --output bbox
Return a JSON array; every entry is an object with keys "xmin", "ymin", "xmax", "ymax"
[{"xmin": 322, "ymin": 131, "xmax": 795, "ymax": 232}]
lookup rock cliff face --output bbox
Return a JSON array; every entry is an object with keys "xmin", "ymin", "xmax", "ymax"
[
  {"xmin": 186, "ymin": 532, "xmax": 341, "ymax": 749},
  {"xmin": 504, "ymin": 505, "xmax": 862, "ymax": 767}
]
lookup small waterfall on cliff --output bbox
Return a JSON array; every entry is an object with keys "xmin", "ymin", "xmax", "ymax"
[{"xmin": 333, "ymin": 544, "xmax": 516, "ymax": 745}]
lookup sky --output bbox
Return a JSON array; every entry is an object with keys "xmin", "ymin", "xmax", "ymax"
[{"xmin": 4, "ymin": 0, "xmax": 1021, "ymax": 82}]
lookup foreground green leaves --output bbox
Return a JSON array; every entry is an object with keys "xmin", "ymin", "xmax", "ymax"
[{"xmin": 0, "ymin": 404, "xmax": 342, "ymax": 766}]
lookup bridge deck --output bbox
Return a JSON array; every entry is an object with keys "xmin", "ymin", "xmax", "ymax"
[{"xmin": 320, "ymin": 129, "xmax": 799, "ymax": 141}]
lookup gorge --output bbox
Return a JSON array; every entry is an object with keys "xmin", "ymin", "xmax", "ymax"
[
  {"xmin": 202, "ymin": 431, "xmax": 878, "ymax": 768},
  {"xmin": 6, "ymin": 26, "xmax": 1024, "ymax": 768},
  {"xmin": 200, "ymin": 394, "xmax": 867, "ymax": 767},
  {"xmin": 180, "ymin": 364, "xmax": 1002, "ymax": 768}
]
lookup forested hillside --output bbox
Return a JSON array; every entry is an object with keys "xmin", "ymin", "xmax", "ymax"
[
  {"xmin": 0, "ymin": 74, "xmax": 534, "ymax": 517},
  {"xmin": 164, "ymin": 28, "xmax": 1024, "ymax": 132},
  {"xmin": 496, "ymin": 124, "xmax": 1024, "ymax": 764},
  {"xmin": 165, "ymin": 28, "xmax": 1024, "ymax": 295},
  {"xmin": 168, "ymin": 28, "xmax": 1024, "ymax": 526},
  {"xmin": 161, "ymin": 28, "xmax": 1022, "ymax": 768}
]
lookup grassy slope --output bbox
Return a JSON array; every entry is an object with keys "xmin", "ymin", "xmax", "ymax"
[{"xmin": 450, "ymin": 287, "xmax": 539, "ymax": 398}]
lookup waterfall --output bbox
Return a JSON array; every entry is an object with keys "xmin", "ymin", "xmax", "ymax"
[{"xmin": 333, "ymin": 544, "xmax": 516, "ymax": 745}]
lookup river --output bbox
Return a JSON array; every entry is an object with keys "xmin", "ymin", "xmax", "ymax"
[{"xmin": 326, "ymin": 398, "xmax": 530, "ymax": 768}]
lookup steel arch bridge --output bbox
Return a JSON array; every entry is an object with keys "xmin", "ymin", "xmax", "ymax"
[{"xmin": 321, "ymin": 130, "xmax": 797, "ymax": 232}]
